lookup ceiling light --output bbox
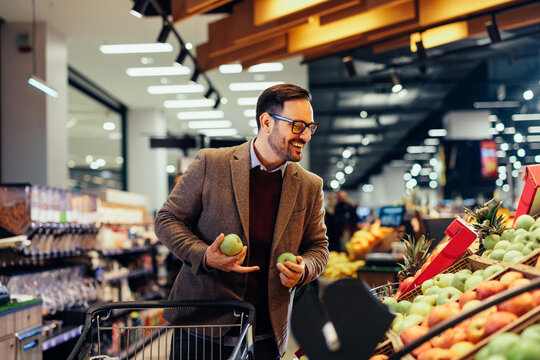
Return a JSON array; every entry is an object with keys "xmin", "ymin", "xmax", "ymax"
[
  {"xmin": 126, "ymin": 66, "xmax": 190, "ymax": 76},
  {"xmin": 527, "ymin": 135, "xmax": 540, "ymax": 142},
  {"xmin": 509, "ymin": 156, "xmax": 517, "ymax": 163},
  {"xmin": 513, "ymin": 161, "xmax": 522, "ymax": 170},
  {"xmin": 473, "ymin": 101, "xmax": 520, "ymax": 108},
  {"xmin": 85, "ymin": 155, "xmax": 93, "ymax": 164},
  {"xmin": 116, "ymin": 157, "xmax": 124, "ymax": 165},
  {"xmin": 166, "ymin": 165, "xmax": 176, "ymax": 173},
  {"xmin": 488, "ymin": 115, "xmax": 498, "ymax": 122},
  {"xmin": 174, "ymin": 49, "xmax": 188, "ymax": 66},
  {"xmin": 199, "ymin": 128, "xmax": 238, "ymax": 137},
  {"xmin": 429, "ymin": 181, "xmax": 438, "ymax": 189},
  {"xmin": 342, "ymin": 149, "xmax": 352, "ymax": 158},
  {"xmin": 428, "ymin": 129, "xmax": 447, "ymax": 137},
  {"xmin": 504, "ymin": 127, "xmax": 516, "ymax": 134},
  {"xmin": 185, "ymin": 42, "xmax": 193, "ymax": 50},
  {"xmin": 495, "ymin": 123, "xmax": 505, "ymax": 131},
  {"xmin": 429, "ymin": 172, "xmax": 437, "ymax": 180},
  {"xmin": 147, "ymin": 84, "xmax": 204, "ymax": 94},
  {"xmin": 517, "ymin": 149, "xmax": 526, "ymax": 157},
  {"xmin": 360, "ymin": 111, "xmax": 368, "ymax": 118},
  {"xmin": 157, "ymin": 22, "xmax": 171, "ymax": 43},
  {"xmin": 90, "ymin": 162, "xmax": 99, "ymax": 170},
  {"xmin": 500, "ymin": 143, "xmax": 509, "ymax": 151},
  {"xmin": 248, "ymin": 120, "xmax": 258, "ymax": 128},
  {"xmin": 486, "ymin": 16, "xmax": 501, "ymax": 43},
  {"xmin": 164, "ymin": 99, "xmax": 216, "ymax": 108},
  {"xmin": 403, "ymin": 173, "xmax": 412, "ymax": 181},
  {"xmin": 502, "ymin": 184, "xmax": 510, "ymax": 192},
  {"xmin": 397, "ymin": 89, "xmax": 408, "ymax": 97},
  {"xmin": 344, "ymin": 166, "xmax": 353, "ymax": 174},
  {"xmin": 362, "ymin": 184, "xmax": 374, "ymax": 192},
  {"xmin": 496, "ymin": 179, "xmax": 503, "ymax": 186},
  {"xmin": 99, "ymin": 43, "xmax": 173, "ymax": 54},
  {"xmin": 243, "ymin": 109, "xmax": 256, "ymax": 118},
  {"xmin": 177, "ymin": 110, "xmax": 224, "ymax": 120},
  {"xmin": 130, "ymin": 0, "xmax": 149, "ymax": 18},
  {"xmin": 528, "ymin": 126, "xmax": 540, "ymax": 133},
  {"xmin": 514, "ymin": 133, "xmax": 523, "ymax": 142},
  {"xmin": 496, "ymin": 151, "xmax": 506, "ymax": 157},
  {"xmin": 424, "ymin": 138, "xmax": 439, "ymax": 146},
  {"xmin": 536, "ymin": 155, "xmax": 540, "ymax": 162},
  {"xmin": 95, "ymin": 158, "xmax": 106, "ymax": 167},
  {"xmin": 330, "ymin": 180, "xmax": 339, "ymax": 190},
  {"xmin": 523, "ymin": 90, "xmax": 534, "ymax": 100},
  {"xmin": 407, "ymin": 146, "xmax": 424, "ymax": 154},
  {"xmin": 108, "ymin": 132, "xmax": 122, "ymax": 140},
  {"xmin": 187, "ymin": 120, "xmax": 232, "ymax": 129},
  {"xmin": 335, "ymin": 172, "xmax": 345, "ymax": 180},
  {"xmin": 248, "ymin": 63, "xmax": 284, "ymax": 72},
  {"xmin": 513, "ymin": 113, "xmax": 540, "ymax": 121},
  {"xmin": 342, "ymin": 56, "xmax": 356, "ymax": 77},
  {"xmin": 220, "ymin": 97, "xmax": 228, "ymax": 105},
  {"xmin": 219, "ymin": 64, "xmax": 243, "ymax": 74},
  {"xmin": 103, "ymin": 122, "xmax": 115, "ymax": 131},
  {"xmin": 237, "ymin": 97, "xmax": 258, "ymax": 106},
  {"xmin": 429, "ymin": 158, "xmax": 438, "ymax": 166},
  {"xmin": 498, "ymin": 166, "xmax": 506, "ymax": 173},
  {"xmin": 390, "ymin": 72, "xmax": 402, "ymax": 93},
  {"xmin": 499, "ymin": 173, "xmax": 507, "ymax": 180},
  {"xmin": 28, "ymin": 75, "xmax": 59, "ymax": 98},
  {"xmin": 406, "ymin": 179, "xmax": 418, "ymax": 189},
  {"xmin": 229, "ymin": 81, "xmax": 284, "ymax": 91}
]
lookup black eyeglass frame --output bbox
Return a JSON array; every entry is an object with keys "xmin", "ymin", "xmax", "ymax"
[{"xmin": 268, "ymin": 113, "xmax": 320, "ymax": 135}]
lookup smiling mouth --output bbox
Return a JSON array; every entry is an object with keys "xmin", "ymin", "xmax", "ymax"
[{"xmin": 291, "ymin": 141, "xmax": 305, "ymax": 150}]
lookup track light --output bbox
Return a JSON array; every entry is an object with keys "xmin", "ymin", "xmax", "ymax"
[
  {"xmin": 174, "ymin": 49, "xmax": 187, "ymax": 66},
  {"xmin": 130, "ymin": 0, "xmax": 149, "ymax": 18},
  {"xmin": 416, "ymin": 40, "xmax": 427, "ymax": 60},
  {"xmin": 190, "ymin": 67, "xmax": 200, "ymax": 84},
  {"xmin": 213, "ymin": 97, "xmax": 221, "ymax": 109},
  {"xmin": 486, "ymin": 15, "xmax": 501, "ymax": 43},
  {"xmin": 342, "ymin": 55, "xmax": 356, "ymax": 77},
  {"xmin": 157, "ymin": 22, "xmax": 171, "ymax": 43},
  {"xmin": 390, "ymin": 72, "xmax": 403, "ymax": 93},
  {"xmin": 204, "ymin": 87, "xmax": 214, "ymax": 99}
]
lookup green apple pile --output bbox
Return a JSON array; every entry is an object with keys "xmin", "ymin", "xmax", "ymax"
[
  {"xmin": 482, "ymin": 214, "xmax": 540, "ymax": 263},
  {"xmin": 475, "ymin": 324, "xmax": 540, "ymax": 360},
  {"xmin": 382, "ymin": 264, "xmax": 504, "ymax": 334}
]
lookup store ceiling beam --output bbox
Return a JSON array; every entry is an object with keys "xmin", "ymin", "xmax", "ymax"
[{"xmin": 171, "ymin": 0, "xmax": 235, "ymax": 23}]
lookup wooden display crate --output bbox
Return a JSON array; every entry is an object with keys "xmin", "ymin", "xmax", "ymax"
[{"xmin": 518, "ymin": 248, "xmax": 540, "ymax": 270}]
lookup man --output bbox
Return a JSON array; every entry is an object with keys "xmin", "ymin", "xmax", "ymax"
[{"xmin": 155, "ymin": 84, "xmax": 329, "ymax": 359}]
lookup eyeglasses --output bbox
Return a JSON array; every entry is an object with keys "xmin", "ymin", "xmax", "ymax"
[{"xmin": 268, "ymin": 113, "xmax": 320, "ymax": 135}]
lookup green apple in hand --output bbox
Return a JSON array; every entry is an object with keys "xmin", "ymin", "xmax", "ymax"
[
  {"xmin": 220, "ymin": 234, "xmax": 244, "ymax": 255},
  {"xmin": 277, "ymin": 252, "xmax": 298, "ymax": 265}
]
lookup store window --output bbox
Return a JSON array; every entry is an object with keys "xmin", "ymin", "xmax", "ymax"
[{"xmin": 66, "ymin": 68, "xmax": 127, "ymax": 191}]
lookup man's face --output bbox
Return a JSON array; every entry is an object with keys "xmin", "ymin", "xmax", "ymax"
[{"xmin": 268, "ymin": 98, "xmax": 313, "ymax": 162}]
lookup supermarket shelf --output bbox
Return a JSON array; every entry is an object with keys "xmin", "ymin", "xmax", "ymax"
[
  {"xmin": 42, "ymin": 325, "xmax": 83, "ymax": 351},
  {"xmin": 102, "ymin": 268, "xmax": 153, "ymax": 283},
  {"xmin": 111, "ymin": 292, "xmax": 164, "ymax": 319},
  {"xmin": 98, "ymin": 246, "xmax": 151, "ymax": 256}
]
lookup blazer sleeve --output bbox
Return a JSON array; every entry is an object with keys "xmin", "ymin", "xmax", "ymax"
[
  {"xmin": 298, "ymin": 177, "xmax": 329, "ymax": 286},
  {"xmin": 154, "ymin": 149, "xmax": 209, "ymax": 275}
]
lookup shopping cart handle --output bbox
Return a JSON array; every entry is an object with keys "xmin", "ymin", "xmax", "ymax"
[{"xmin": 388, "ymin": 277, "xmax": 540, "ymax": 360}]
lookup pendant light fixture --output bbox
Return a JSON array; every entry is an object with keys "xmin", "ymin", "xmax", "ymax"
[{"xmin": 27, "ymin": 0, "xmax": 58, "ymax": 98}]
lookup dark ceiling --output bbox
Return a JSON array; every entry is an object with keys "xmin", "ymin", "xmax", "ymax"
[{"xmin": 307, "ymin": 22, "xmax": 540, "ymax": 191}]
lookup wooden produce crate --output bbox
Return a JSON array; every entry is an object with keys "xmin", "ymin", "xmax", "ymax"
[
  {"xmin": 397, "ymin": 255, "xmax": 495, "ymax": 302},
  {"xmin": 518, "ymin": 248, "xmax": 540, "ymax": 270}
]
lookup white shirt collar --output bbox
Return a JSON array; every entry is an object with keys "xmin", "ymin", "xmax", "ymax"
[{"xmin": 250, "ymin": 138, "xmax": 288, "ymax": 175}]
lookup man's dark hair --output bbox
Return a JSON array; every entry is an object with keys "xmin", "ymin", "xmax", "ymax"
[{"xmin": 255, "ymin": 84, "xmax": 311, "ymax": 131}]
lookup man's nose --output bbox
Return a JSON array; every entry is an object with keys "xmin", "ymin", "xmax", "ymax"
[{"xmin": 300, "ymin": 127, "xmax": 311, "ymax": 142}]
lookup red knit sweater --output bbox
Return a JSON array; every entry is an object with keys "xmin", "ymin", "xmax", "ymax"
[{"xmin": 245, "ymin": 166, "xmax": 283, "ymax": 335}]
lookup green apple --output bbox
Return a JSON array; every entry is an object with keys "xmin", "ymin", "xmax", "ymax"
[
  {"xmin": 521, "ymin": 324, "xmax": 540, "ymax": 343},
  {"xmin": 487, "ymin": 332, "xmax": 520, "ymax": 356},
  {"xmin": 475, "ymin": 346, "xmax": 491, "ymax": 360},
  {"xmin": 529, "ymin": 222, "xmax": 540, "ymax": 232},
  {"xmin": 421, "ymin": 279, "xmax": 437, "ymax": 295},
  {"xmin": 506, "ymin": 338, "xmax": 539, "ymax": 360},
  {"xmin": 522, "ymin": 242, "xmax": 535, "ymax": 256},
  {"xmin": 461, "ymin": 299, "xmax": 481, "ymax": 312},
  {"xmin": 486, "ymin": 354, "xmax": 506, "ymax": 360},
  {"xmin": 508, "ymin": 242, "xmax": 525, "ymax": 252},
  {"xmin": 408, "ymin": 301, "xmax": 433, "ymax": 317},
  {"xmin": 501, "ymin": 229, "xmax": 515, "ymax": 241},
  {"xmin": 220, "ymin": 233, "xmax": 244, "ymax": 255},
  {"xmin": 502, "ymin": 250, "xmax": 524, "ymax": 263},
  {"xmin": 532, "ymin": 233, "xmax": 540, "ymax": 249},
  {"xmin": 465, "ymin": 275, "xmax": 484, "ymax": 291},
  {"xmin": 482, "ymin": 264, "xmax": 504, "ymax": 280},
  {"xmin": 494, "ymin": 240, "xmax": 512, "ymax": 250},
  {"xmin": 436, "ymin": 287, "xmax": 462, "ymax": 305},
  {"xmin": 392, "ymin": 315, "xmax": 404, "ymax": 333},
  {"xmin": 482, "ymin": 249, "xmax": 493, "ymax": 258},
  {"xmin": 514, "ymin": 233, "xmax": 532, "ymax": 245},
  {"xmin": 457, "ymin": 269, "xmax": 472, "ymax": 276},
  {"xmin": 488, "ymin": 249, "xmax": 507, "ymax": 261},
  {"xmin": 425, "ymin": 285, "xmax": 442, "ymax": 296},
  {"xmin": 484, "ymin": 234, "xmax": 501, "ymax": 250},
  {"xmin": 473, "ymin": 269, "xmax": 485, "ymax": 278},
  {"xmin": 395, "ymin": 300, "xmax": 412, "ymax": 315},
  {"xmin": 437, "ymin": 273, "xmax": 455, "ymax": 288},
  {"xmin": 420, "ymin": 294, "xmax": 438, "ymax": 306},
  {"xmin": 382, "ymin": 297, "xmax": 398, "ymax": 311},
  {"xmin": 397, "ymin": 314, "xmax": 424, "ymax": 334},
  {"xmin": 277, "ymin": 252, "xmax": 298, "ymax": 265},
  {"xmin": 513, "ymin": 228, "xmax": 528, "ymax": 240},
  {"xmin": 451, "ymin": 272, "xmax": 470, "ymax": 292},
  {"xmin": 413, "ymin": 295, "xmax": 425, "ymax": 303},
  {"xmin": 514, "ymin": 214, "xmax": 535, "ymax": 231}
]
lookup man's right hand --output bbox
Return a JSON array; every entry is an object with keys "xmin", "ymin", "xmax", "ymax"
[{"xmin": 205, "ymin": 233, "xmax": 260, "ymax": 273}]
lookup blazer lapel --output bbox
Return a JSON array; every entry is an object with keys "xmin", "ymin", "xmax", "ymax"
[
  {"xmin": 231, "ymin": 142, "xmax": 251, "ymax": 241},
  {"xmin": 272, "ymin": 163, "xmax": 300, "ymax": 254}
]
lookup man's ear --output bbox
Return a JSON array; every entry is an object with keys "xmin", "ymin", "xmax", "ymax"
[{"xmin": 260, "ymin": 113, "xmax": 272, "ymax": 133}]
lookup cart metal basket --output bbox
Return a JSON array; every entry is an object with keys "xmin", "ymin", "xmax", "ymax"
[{"xmin": 68, "ymin": 300, "xmax": 255, "ymax": 360}]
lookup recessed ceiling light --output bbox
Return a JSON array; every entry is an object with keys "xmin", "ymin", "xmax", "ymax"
[
  {"xmin": 177, "ymin": 110, "xmax": 224, "ymax": 120},
  {"xmin": 523, "ymin": 90, "xmax": 534, "ymax": 100},
  {"xmin": 243, "ymin": 109, "xmax": 256, "ymax": 118},
  {"xmin": 428, "ymin": 129, "xmax": 447, "ymax": 137},
  {"xmin": 103, "ymin": 122, "xmax": 115, "ymax": 130},
  {"xmin": 248, "ymin": 120, "xmax": 258, "ymax": 128},
  {"xmin": 473, "ymin": 101, "xmax": 520, "ymax": 108},
  {"xmin": 237, "ymin": 97, "xmax": 258, "ymax": 106},
  {"xmin": 164, "ymin": 99, "xmax": 215, "ymax": 108},
  {"xmin": 528, "ymin": 126, "xmax": 540, "ymax": 133},
  {"xmin": 166, "ymin": 165, "xmax": 176, "ymax": 173},
  {"xmin": 219, "ymin": 64, "xmax": 243, "ymax": 74},
  {"xmin": 127, "ymin": 66, "xmax": 190, "ymax": 76},
  {"xmin": 147, "ymin": 84, "xmax": 204, "ymax": 94},
  {"xmin": 99, "ymin": 43, "xmax": 173, "ymax": 54},
  {"xmin": 248, "ymin": 63, "xmax": 284, "ymax": 72},
  {"xmin": 229, "ymin": 81, "xmax": 284, "ymax": 91},
  {"xmin": 512, "ymin": 113, "xmax": 540, "ymax": 121},
  {"xmin": 199, "ymin": 128, "xmax": 238, "ymax": 137},
  {"xmin": 187, "ymin": 120, "xmax": 232, "ymax": 129},
  {"xmin": 527, "ymin": 135, "xmax": 540, "ymax": 142}
]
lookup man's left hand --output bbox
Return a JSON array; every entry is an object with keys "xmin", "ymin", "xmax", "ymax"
[{"xmin": 277, "ymin": 256, "xmax": 305, "ymax": 288}]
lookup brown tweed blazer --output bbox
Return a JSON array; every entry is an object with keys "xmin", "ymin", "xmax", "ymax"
[{"xmin": 154, "ymin": 140, "xmax": 329, "ymax": 356}]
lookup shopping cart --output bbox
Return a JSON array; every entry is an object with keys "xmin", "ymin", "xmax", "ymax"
[{"xmin": 68, "ymin": 300, "xmax": 255, "ymax": 360}]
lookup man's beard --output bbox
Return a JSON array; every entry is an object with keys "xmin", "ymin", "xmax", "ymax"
[{"xmin": 268, "ymin": 128, "xmax": 304, "ymax": 162}]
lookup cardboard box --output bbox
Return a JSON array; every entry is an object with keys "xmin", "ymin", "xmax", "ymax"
[{"xmin": 514, "ymin": 164, "xmax": 540, "ymax": 225}]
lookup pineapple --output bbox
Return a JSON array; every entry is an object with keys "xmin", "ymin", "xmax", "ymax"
[
  {"xmin": 464, "ymin": 198, "xmax": 507, "ymax": 240},
  {"xmin": 397, "ymin": 234, "xmax": 434, "ymax": 282}
]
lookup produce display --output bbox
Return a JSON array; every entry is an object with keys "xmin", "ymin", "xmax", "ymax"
[
  {"xmin": 475, "ymin": 324, "xmax": 540, "ymax": 360},
  {"xmin": 321, "ymin": 251, "xmax": 365, "ymax": 279},
  {"xmin": 346, "ymin": 220, "xmax": 395, "ymax": 260}
]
